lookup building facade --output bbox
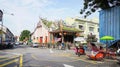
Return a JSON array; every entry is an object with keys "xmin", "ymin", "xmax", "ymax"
[
  {"xmin": 65, "ymin": 17, "xmax": 99, "ymax": 42},
  {"xmin": 0, "ymin": 25, "xmax": 14, "ymax": 44},
  {"xmin": 31, "ymin": 19, "xmax": 50, "ymax": 44}
]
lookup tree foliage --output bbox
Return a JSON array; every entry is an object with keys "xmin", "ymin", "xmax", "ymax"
[
  {"xmin": 80, "ymin": 0, "xmax": 120, "ymax": 18},
  {"xmin": 19, "ymin": 30, "xmax": 31, "ymax": 41}
]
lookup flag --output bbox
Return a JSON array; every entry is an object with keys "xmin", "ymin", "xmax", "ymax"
[{"xmin": 55, "ymin": 38, "xmax": 61, "ymax": 42}]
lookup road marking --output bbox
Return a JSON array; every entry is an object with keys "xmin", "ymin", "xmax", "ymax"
[
  {"xmin": 0, "ymin": 51, "xmax": 23, "ymax": 67},
  {"xmin": 19, "ymin": 54, "xmax": 23, "ymax": 67},
  {"xmin": 70, "ymin": 57, "xmax": 97, "ymax": 64},
  {"xmin": 0, "ymin": 56, "xmax": 18, "ymax": 62},
  {"xmin": 31, "ymin": 54, "xmax": 79, "ymax": 62},
  {"xmin": 105, "ymin": 59, "xmax": 117, "ymax": 62},
  {"xmin": 31, "ymin": 53, "xmax": 103, "ymax": 64},
  {"xmin": 24, "ymin": 64, "xmax": 52, "ymax": 67},
  {"xmin": 31, "ymin": 54, "xmax": 99, "ymax": 64},
  {"xmin": 0, "ymin": 56, "xmax": 8, "ymax": 58},
  {"xmin": 85, "ymin": 64, "xmax": 92, "ymax": 67},
  {"xmin": 63, "ymin": 64, "xmax": 74, "ymax": 67},
  {"xmin": 51, "ymin": 53, "xmax": 71, "ymax": 57},
  {"xmin": 14, "ymin": 65, "xmax": 17, "ymax": 67},
  {"xmin": 50, "ymin": 49, "xmax": 54, "ymax": 53},
  {"xmin": 0, "ymin": 59, "xmax": 18, "ymax": 67}
]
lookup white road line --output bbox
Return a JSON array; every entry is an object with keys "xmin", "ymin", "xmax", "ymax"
[
  {"xmin": 0, "ymin": 51, "xmax": 22, "ymax": 56},
  {"xmin": 50, "ymin": 49, "xmax": 54, "ymax": 53},
  {"xmin": 63, "ymin": 64, "xmax": 74, "ymax": 67}
]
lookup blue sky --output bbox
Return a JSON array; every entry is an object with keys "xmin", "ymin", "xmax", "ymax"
[{"xmin": 0, "ymin": 0, "xmax": 99, "ymax": 36}]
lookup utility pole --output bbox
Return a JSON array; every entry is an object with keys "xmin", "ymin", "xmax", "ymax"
[{"xmin": 60, "ymin": 20, "xmax": 64, "ymax": 43}]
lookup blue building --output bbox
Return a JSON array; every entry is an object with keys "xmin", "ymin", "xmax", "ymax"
[{"xmin": 99, "ymin": 6, "xmax": 120, "ymax": 46}]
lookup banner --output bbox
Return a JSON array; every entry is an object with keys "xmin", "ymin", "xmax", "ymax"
[{"xmin": 55, "ymin": 37, "xmax": 61, "ymax": 42}]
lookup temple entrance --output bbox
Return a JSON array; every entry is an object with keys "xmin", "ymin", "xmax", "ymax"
[
  {"xmin": 52, "ymin": 33, "xmax": 75, "ymax": 43},
  {"xmin": 64, "ymin": 35, "xmax": 74, "ymax": 43}
]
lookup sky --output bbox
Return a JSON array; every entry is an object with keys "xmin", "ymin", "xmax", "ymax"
[{"xmin": 0, "ymin": 0, "xmax": 99, "ymax": 36}]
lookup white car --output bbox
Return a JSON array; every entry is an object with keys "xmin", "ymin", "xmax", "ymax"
[{"xmin": 32, "ymin": 43, "xmax": 39, "ymax": 48}]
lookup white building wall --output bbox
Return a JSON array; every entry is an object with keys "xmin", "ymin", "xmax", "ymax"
[{"xmin": 31, "ymin": 19, "xmax": 49, "ymax": 43}]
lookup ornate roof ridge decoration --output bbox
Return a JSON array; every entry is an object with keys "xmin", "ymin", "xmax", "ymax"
[{"xmin": 50, "ymin": 26, "xmax": 83, "ymax": 33}]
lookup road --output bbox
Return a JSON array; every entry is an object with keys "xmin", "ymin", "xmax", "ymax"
[{"xmin": 0, "ymin": 45, "xmax": 120, "ymax": 67}]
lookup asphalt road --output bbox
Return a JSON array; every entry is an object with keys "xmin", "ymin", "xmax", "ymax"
[{"xmin": 0, "ymin": 45, "xmax": 120, "ymax": 67}]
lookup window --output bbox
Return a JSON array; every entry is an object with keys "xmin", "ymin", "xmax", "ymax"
[
  {"xmin": 98, "ymin": 28, "xmax": 99, "ymax": 32},
  {"xmin": 89, "ymin": 27, "xmax": 94, "ymax": 32},
  {"xmin": 33, "ymin": 36, "xmax": 35, "ymax": 40},
  {"xmin": 37, "ymin": 37, "xmax": 38, "ymax": 40},
  {"xmin": 79, "ymin": 25, "xmax": 84, "ymax": 30}
]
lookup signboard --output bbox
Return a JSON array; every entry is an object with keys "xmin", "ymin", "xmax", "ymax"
[{"xmin": 0, "ymin": 10, "xmax": 3, "ymax": 21}]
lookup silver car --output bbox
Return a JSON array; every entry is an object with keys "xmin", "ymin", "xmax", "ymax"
[{"xmin": 32, "ymin": 42, "xmax": 39, "ymax": 48}]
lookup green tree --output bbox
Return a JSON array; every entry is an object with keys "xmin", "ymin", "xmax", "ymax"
[
  {"xmin": 80, "ymin": 0, "xmax": 120, "ymax": 18},
  {"xmin": 19, "ymin": 30, "xmax": 31, "ymax": 41}
]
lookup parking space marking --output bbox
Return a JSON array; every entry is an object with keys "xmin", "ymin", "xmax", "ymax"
[
  {"xmin": 50, "ymin": 53, "xmax": 71, "ymax": 57},
  {"xmin": 0, "ymin": 56, "xmax": 8, "ymax": 58},
  {"xmin": 14, "ymin": 65, "xmax": 18, "ymax": 67},
  {"xmin": 70, "ymin": 57, "xmax": 97, "ymax": 64},
  {"xmin": 24, "ymin": 64, "xmax": 52, "ymax": 67},
  {"xmin": 19, "ymin": 54, "xmax": 23, "ymax": 67},
  {"xmin": 31, "ymin": 53, "xmax": 103, "ymax": 64},
  {"xmin": 0, "ymin": 59, "xmax": 18, "ymax": 67},
  {"xmin": 0, "ymin": 51, "xmax": 23, "ymax": 67},
  {"xmin": 0, "ymin": 56, "xmax": 18, "ymax": 62},
  {"xmin": 31, "ymin": 52, "xmax": 103, "ymax": 64},
  {"xmin": 31, "ymin": 54, "xmax": 79, "ymax": 62}
]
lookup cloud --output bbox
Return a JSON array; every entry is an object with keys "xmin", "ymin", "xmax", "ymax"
[
  {"xmin": 0, "ymin": 0, "xmax": 52, "ymax": 35},
  {"xmin": 0, "ymin": 0, "xmax": 99, "ymax": 36},
  {"xmin": 39, "ymin": 8, "xmax": 68, "ymax": 20}
]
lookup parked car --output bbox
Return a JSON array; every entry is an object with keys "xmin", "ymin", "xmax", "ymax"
[
  {"xmin": 15, "ymin": 42, "xmax": 19, "ymax": 46},
  {"xmin": 6, "ymin": 43, "xmax": 14, "ymax": 49},
  {"xmin": 32, "ymin": 42, "xmax": 39, "ymax": 48}
]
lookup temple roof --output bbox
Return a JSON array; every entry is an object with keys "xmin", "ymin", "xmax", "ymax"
[{"xmin": 50, "ymin": 26, "xmax": 83, "ymax": 33}]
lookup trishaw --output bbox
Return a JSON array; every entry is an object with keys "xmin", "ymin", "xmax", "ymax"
[
  {"xmin": 86, "ymin": 50, "xmax": 105, "ymax": 60},
  {"xmin": 78, "ymin": 45, "xmax": 85, "ymax": 56},
  {"xmin": 85, "ymin": 43, "xmax": 105, "ymax": 61},
  {"xmin": 106, "ymin": 48, "xmax": 116, "ymax": 59},
  {"xmin": 74, "ymin": 46, "xmax": 85, "ymax": 56}
]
